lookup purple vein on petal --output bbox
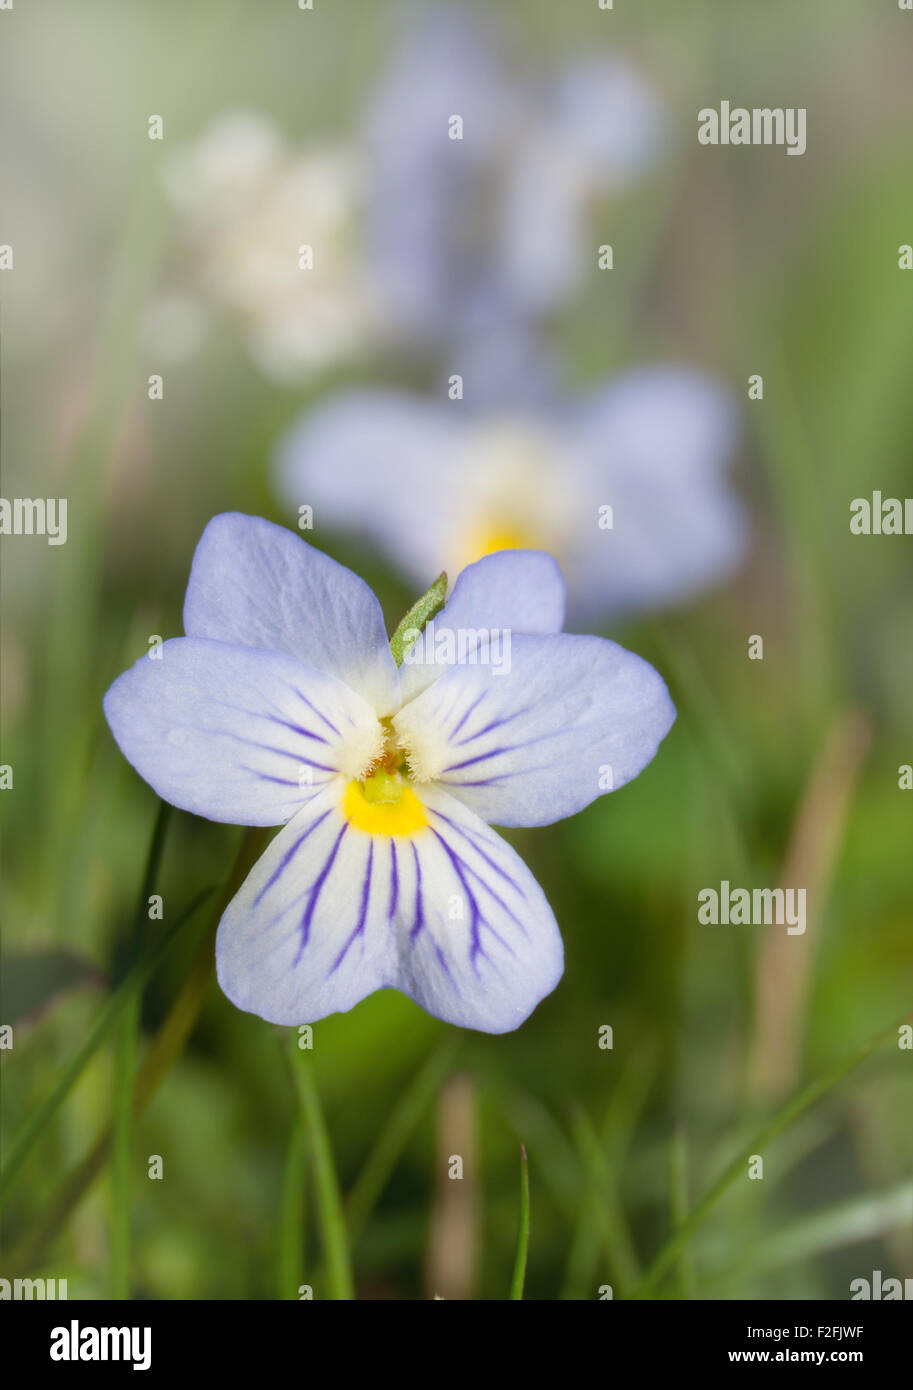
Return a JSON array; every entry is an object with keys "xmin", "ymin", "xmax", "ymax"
[
  {"xmin": 449, "ymin": 691, "xmax": 487, "ymax": 740},
  {"xmin": 208, "ymin": 697, "xmax": 329, "ymax": 747},
  {"xmin": 443, "ymin": 841, "xmax": 527, "ymax": 938},
  {"xmin": 294, "ymin": 690, "xmax": 342, "ymax": 738},
  {"xmin": 443, "ymin": 726, "xmax": 563, "ymax": 775},
  {"xmin": 453, "ymin": 706, "xmax": 535, "ymax": 747},
  {"xmin": 408, "ymin": 841, "xmax": 452, "ymax": 980},
  {"xmin": 430, "ymin": 829, "xmax": 517, "ymax": 968},
  {"xmin": 238, "ymin": 766, "xmax": 330, "ymax": 793},
  {"xmin": 262, "ymin": 712, "xmax": 331, "ymax": 745},
  {"xmin": 330, "ymin": 840, "xmax": 374, "ymax": 974},
  {"xmin": 295, "ymin": 823, "xmax": 348, "ymax": 961},
  {"xmin": 442, "ymin": 743, "xmax": 518, "ymax": 773},
  {"xmin": 441, "ymin": 753, "xmax": 564, "ymax": 790},
  {"xmin": 429, "ymin": 809, "xmax": 529, "ymax": 902},
  {"xmin": 210, "ymin": 728, "xmax": 336, "ymax": 772},
  {"xmin": 389, "ymin": 839, "xmax": 399, "ymax": 919},
  {"xmin": 428, "ymin": 822, "xmax": 491, "ymax": 967},
  {"xmin": 254, "ymin": 808, "xmax": 332, "ymax": 906},
  {"xmin": 409, "ymin": 841, "xmax": 425, "ymax": 941}
]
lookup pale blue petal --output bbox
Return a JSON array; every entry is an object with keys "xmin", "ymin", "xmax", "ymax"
[
  {"xmin": 183, "ymin": 512, "xmax": 399, "ymax": 715},
  {"xmin": 398, "ymin": 784, "xmax": 563, "ymax": 1032},
  {"xmin": 275, "ymin": 392, "xmax": 464, "ymax": 588},
  {"xmin": 217, "ymin": 786, "xmax": 392, "ymax": 1022},
  {"xmin": 364, "ymin": 8, "xmax": 517, "ymax": 342},
  {"xmin": 394, "ymin": 633, "xmax": 675, "ymax": 827},
  {"xmin": 103, "ymin": 638, "xmax": 383, "ymax": 825},
  {"xmin": 443, "ymin": 549, "xmax": 565, "ymax": 635},
  {"xmin": 399, "ymin": 549, "xmax": 566, "ymax": 702},
  {"xmin": 215, "ymin": 782, "xmax": 563, "ymax": 1033},
  {"xmin": 566, "ymin": 368, "xmax": 746, "ymax": 617},
  {"xmin": 498, "ymin": 145, "xmax": 590, "ymax": 313},
  {"xmin": 447, "ymin": 314, "xmax": 562, "ymax": 411},
  {"xmin": 547, "ymin": 56, "xmax": 665, "ymax": 184},
  {"xmin": 500, "ymin": 59, "xmax": 665, "ymax": 311}
]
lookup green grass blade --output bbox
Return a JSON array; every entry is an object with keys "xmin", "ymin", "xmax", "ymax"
[
  {"xmin": 633, "ymin": 1017, "xmax": 905, "ymax": 1298},
  {"xmin": 509, "ymin": 1145, "xmax": 530, "ymax": 1300},
  {"xmin": 110, "ymin": 799, "xmax": 170, "ymax": 1300},
  {"xmin": 566, "ymin": 1107, "xmax": 640, "ymax": 1298},
  {"xmin": 5, "ymin": 828, "xmax": 267, "ymax": 1268},
  {"xmin": 345, "ymin": 1039, "xmax": 459, "ymax": 1245},
  {"xmin": 277, "ymin": 1114, "xmax": 308, "ymax": 1301},
  {"xmin": 4, "ymin": 886, "xmax": 215, "ymax": 1272},
  {"xmin": 667, "ymin": 1129, "xmax": 697, "ymax": 1299},
  {"xmin": 0, "ymin": 890, "xmax": 196, "ymax": 1212},
  {"xmin": 704, "ymin": 1182, "xmax": 913, "ymax": 1291},
  {"xmin": 286, "ymin": 1038, "xmax": 354, "ymax": 1300},
  {"xmin": 109, "ymin": 996, "xmax": 139, "ymax": 1299}
]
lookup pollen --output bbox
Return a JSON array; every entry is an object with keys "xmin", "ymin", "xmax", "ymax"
[{"xmin": 343, "ymin": 769, "xmax": 428, "ymax": 837}]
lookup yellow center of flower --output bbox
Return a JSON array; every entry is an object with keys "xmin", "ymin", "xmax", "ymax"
[
  {"xmin": 343, "ymin": 767, "xmax": 428, "ymax": 837},
  {"xmin": 459, "ymin": 520, "xmax": 540, "ymax": 569}
]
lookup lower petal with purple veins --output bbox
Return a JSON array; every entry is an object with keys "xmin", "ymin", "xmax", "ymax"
[{"xmin": 215, "ymin": 781, "xmax": 563, "ymax": 1033}]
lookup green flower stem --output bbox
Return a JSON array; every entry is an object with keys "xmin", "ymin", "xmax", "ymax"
[
  {"xmin": 285, "ymin": 1037, "xmax": 354, "ymax": 1300},
  {"xmin": 509, "ymin": 1145, "xmax": 530, "ymax": 1300},
  {"xmin": 632, "ymin": 1017, "xmax": 906, "ymax": 1298}
]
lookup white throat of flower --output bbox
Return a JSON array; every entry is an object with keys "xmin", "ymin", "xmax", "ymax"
[{"xmin": 453, "ymin": 417, "xmax": 577, "ymax": 569}]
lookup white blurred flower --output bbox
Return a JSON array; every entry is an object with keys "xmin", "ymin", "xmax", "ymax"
[{"xmin": 160, "ymin": 111, "xmax": 382, "ymax": 383}]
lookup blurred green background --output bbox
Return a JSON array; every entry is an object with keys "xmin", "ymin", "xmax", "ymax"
[{"xmin": 1, "ymin": 0, "xmax": 911, "ymax": 1300}]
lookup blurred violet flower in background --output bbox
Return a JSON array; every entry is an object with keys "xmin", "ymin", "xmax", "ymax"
[
  {"xmin": 364, "ymin": 7, "xmax": 666, "ymax": 349},
  {"xmin": 103, "ymin": 515, "xmax": 675, "ymax": 1032},
  {"xmin": 276, "ymin": 368, "xmax": 747, "ymax": 622}
]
